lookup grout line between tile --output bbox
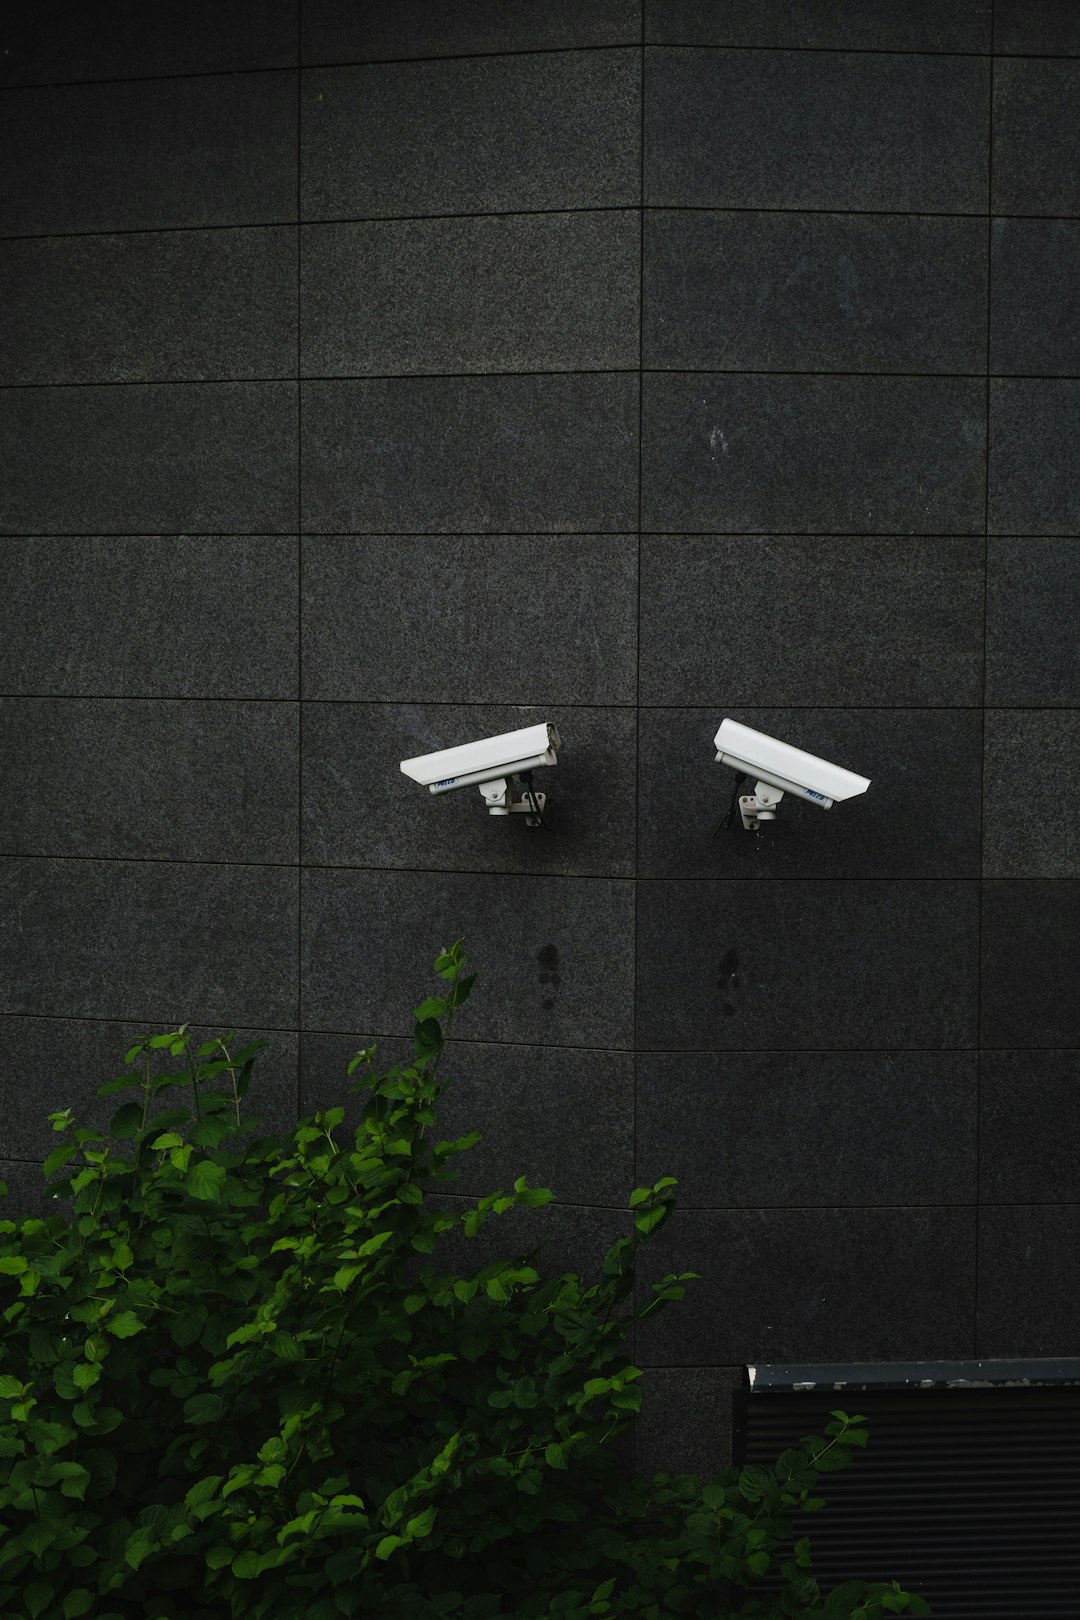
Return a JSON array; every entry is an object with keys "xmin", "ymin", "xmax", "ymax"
[
  {"xmin": 0, "ymin": 850, "xmax": 1020, "ymax": 881},
  {"xmin": 9, "ymin": 368, "xmax": 1080, "ymax": 391},
  {"xmin": 0, "ymin": 41, "xmax": 1003, "ymax": 102},
  {"xmin": 296, "ymin": 28, "xmax": 303, "ymax": 1103},
  {"xmin": 27, "ymin": 37, "xmax": 1080, "ymax": 102},
  {"xmin": 974, "ymin": 23, "xmax": 996, "ymax": 1359},
  {"xmin": 11, "ymin": 529, "xmax": 1080, "ymax": 539},
  {"xmin": 8, "ymin": 205, "xmax": 1080, "ymax": 251},
  {"xmin": 5, "ymin": 1012, "xmax": 1075, "ymax": 1060},
  {"xmin": 631, "ymin": 17, "xmax": 646, "ymax": 1396},
  {"xmin": 1, "ymin": 695, "xmax": 1071, "ymax": 711},
  {"xmin": 2, "ymin": 1156, "xmax": 1062, "ymax": 1220}
]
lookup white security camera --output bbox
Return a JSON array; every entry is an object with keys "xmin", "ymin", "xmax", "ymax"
[
  {"xmin": 400, "ymin": 723, "xmax": 559, "ymax": 827},
  {"xmin": 714, "ymin": 718, "xmax": 870, "ymax": 831}
]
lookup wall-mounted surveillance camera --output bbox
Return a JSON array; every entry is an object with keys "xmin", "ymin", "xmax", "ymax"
[
  {"xmin": 714, "ymin": 718, "xmax": 870, "ymax": 832},
  {"xmin": 400, "ymin": 723, "xmax": 559, "ymax": 828}
]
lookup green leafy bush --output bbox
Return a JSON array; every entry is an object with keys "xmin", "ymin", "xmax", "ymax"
[{"xmin": 0, "ymin": 945, "xmax": 928, "ymax": 1619}]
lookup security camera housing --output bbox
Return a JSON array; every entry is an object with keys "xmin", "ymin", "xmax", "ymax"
[
  {"xmin": 714, "ymin": 718, "xmax": 870, "ymax": 829},
  {"xmin": 400, "ymin": 723, "xmax": 559, "ymax": 826},
  {"xmin": 400, "ymin": 723, "xmax": 559, "ymax": 794}
]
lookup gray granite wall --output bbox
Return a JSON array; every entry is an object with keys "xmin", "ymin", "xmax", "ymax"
[{"xmin": 3, "ymin": 1, "xmax": 1079, "ymax": 1472}]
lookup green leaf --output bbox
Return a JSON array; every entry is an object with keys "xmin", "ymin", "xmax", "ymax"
[
  {"xmin": 0, "ymin": 1374, "xmax": 24, "ymax": 1398},
  {"xmin": 357, "ymin": 1230, "xmax": 393, "ymax": 1258},
  {"xmin": 229, "ymin": 1039, "xmax": 266, "ymax": 1066},
  {"xmin": 53, "ymin": 1460, "xmax": 92, "ymax": 1498},
  {"xmin": 124, "ymin": 1529, "xmax": 155, "ymax": 1571},
  {"xmin": 513, "ymin": 1179, "xmax": 553, "ymax": 1208},
  {"xmin": 746, "ymin": 1550, "xmax": 770, "ymax": 1576},
  {"xmin": 25, "ymin": 1584, "xmax": 53, "ymax": 1619},
  {"xmin": 109, "ymin": 1101, "xmax": 143, "ymax": 1139},
  {"xmin": 814, "ymin": 1446, "xmax": 853, "ymax": 1474},
  {"xmin": 413, "ymin": 1017, "xmax": 444, "ymax": 1061},
  {"xmin": 738, "ymin": 1465, "xmax": 775, "ymax": 1503},
  {"xmin": 545, "ymin": 1443, "xmax": 567, "ymax": 1470},
  {"xmin": 185, "ymin": 1475, "xmax": 223, "ymax": 1509},
  {"xmin": 106, "ymin": 1310, "xmax": 144, "ymax": 1339},
  {"xmin": 406, "ymin": 1506, "xmax": 437, "ymax": 1539},
  {"xmin": 171, "ymin": 1306, "xmax": 207, "ymax": 1349},
  {"xmin": 72, "ymin": 1362, "xmax": 101, "ymax": 1392},
  {"xmin": 43, "ymin": 1143, "xmax": 77, "ymax": 1178},
  {"xmin": 375, "ymin": 1534, "xmax": 406, "ymax": 1561},
  {"xmin": 325, "ymin": 1546, "xmax": 365, "ymax": 1583},
  {"xmin": 97, "ymin": 1072, "xmax": 139, "ymax": 1097},
  {"xmin": 0, "ymin": 1255, "xmax": 28, "ymax": 1275},
  {"xmin": 412, "ymin": 997, "xmax": 448, "ymax": 1022},
  {"xmin": 189, "ymin": 1115, "xmax": 233, "ymax": 1149},
  {"xmin": 232, "ymin": 1549, "xmax": 262, "ymax": 1579},
  {"xmin": 776, "ymin": 1447, "xmax": 807, "ymax": 1479},
  {"xmin": 63, "ymin": 1592, "xmax": 94, "ymax": 1619},
  {"xmin": 433, "ymin": 942, "xmax": 463, "ymax": 979},
  {"xmin": 235, "ymin": 1058, "xmax": 255, "ymax": 1102},
  {"xmin": 183, "ymin": 1160, "xmax": 226, "ymax": 1201},
  {"xmin": 185, "ymin": 1392, "xmax": 226, "ymax": 1426},
  {"xmin": 52, "ymin": 1362, "xmax": 80, "ymax": 1400},
  {"xmin": 22, "ymin": 1521, "xmax": 56, "ymax": 1557},
  {"xmin": 449, "ymin": 973, "xmax": 475, "ymax": 1009},
  {"xmin": 267, "ymin": 1331, "xmax": 303, "ymax": 1361}
]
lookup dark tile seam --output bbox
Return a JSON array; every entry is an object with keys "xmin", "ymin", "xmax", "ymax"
[
  {"xmin": 2, "ymin": 1012, "xmax": 1019, "ymax": 1056},
  {"xmin": 0, "ymin": 1166, "xmax": 1007, "ymax": 1219},
  {"xmin": 974, "ymin": 18, "xmax": 995, "ymax": 1358},
  {"xmin": 10, "ymin": 206, "xmax": 1080, "ymax": 246},
  {"xmin": 0, "ymin": 698, "xmax": 1023, "ymax": 712},
  {"xmin": 0, "ymin": 1166, "xmax": 1023, "ymax": 1218},
  {"xmin": 0, "ymin": 852, "xmax": 1003, "ymax": 880},
  {"xmin": 630, "ymin": 19, "xmax": 645, "ymax": 1420},
  {"xmin": 6, "ymin": 534, "xmax": 1075, "ymax": 541},
  {"xmin": 10, "ymin": 368, "xmax": 1080, "ymax": 388},
  {"xmin": 296, "ymin": 13, "xmax": 303, "ymax": 1113},
  {"xmin": 0, "ymin": 41, "xmax": 1010, "ymax": 97}
]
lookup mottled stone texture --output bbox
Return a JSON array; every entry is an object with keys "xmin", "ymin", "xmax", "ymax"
[{"xmin": 2, "ymin": 1, "xmax": 1078, "ymax": 1476}]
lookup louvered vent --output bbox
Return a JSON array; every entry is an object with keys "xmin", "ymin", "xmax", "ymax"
[{"xmin": 738, "ymin": 1361, "xmax": 1080, "ymax": 1620}]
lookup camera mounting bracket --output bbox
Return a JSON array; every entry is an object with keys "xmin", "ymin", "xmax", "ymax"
[
  {"xmin": 738, "ymin": 781, "xmax": 785, "ymax": 831},
  {"xmin": 479, "ymin": 774, "xmax": 549, "ymax": 827}
]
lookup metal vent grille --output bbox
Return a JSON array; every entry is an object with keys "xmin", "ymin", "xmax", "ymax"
[{"xmin": 739, "ymin": 1362, "xmax": 1080, "ymax": 1620}]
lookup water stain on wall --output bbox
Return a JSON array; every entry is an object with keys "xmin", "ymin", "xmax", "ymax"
[
  {"xmin": 718, "ymin": 946, "xmax": 739, "ymax": 1017},
  {"xmin": 538, "ymin": 941, "xmax": 560, "ymax": 1011}
]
